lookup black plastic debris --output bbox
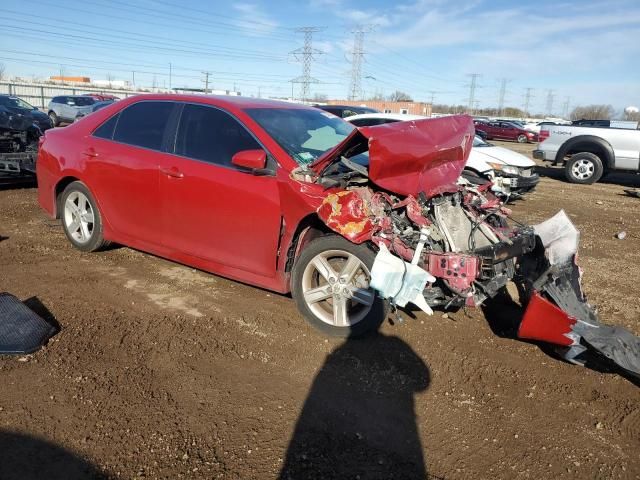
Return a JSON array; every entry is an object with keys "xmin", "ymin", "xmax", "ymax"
[
  {"xmin": 623, "ymin": 189, "xmax": 640, "ymax": 198},
  {"xmin": 0, "ymin": 293, "xmax": 56, "ymax": 354}
]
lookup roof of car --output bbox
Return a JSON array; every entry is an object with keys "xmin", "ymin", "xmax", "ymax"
[{"xmin": 117, "ymin": 93, "xmax": 310, "ymax": 111}]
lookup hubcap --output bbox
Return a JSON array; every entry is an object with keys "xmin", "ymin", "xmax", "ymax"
[
  {"xmin": 301, "ymin": 250, "xmax": 375, "ymax": 328},
  {"xmin": 64, "ymin": 191, "xmax": 95, "ymax": 244},
  {"xmin": 571, "ymin": 159, "xmax": 595, "ymax": 180}
]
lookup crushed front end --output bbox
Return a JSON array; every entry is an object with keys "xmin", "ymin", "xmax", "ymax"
[{"xmin": 309, "ymin": 115, "xmax": 640, "ymax": 379}]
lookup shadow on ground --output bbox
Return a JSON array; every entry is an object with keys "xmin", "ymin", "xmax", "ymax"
[
  {"xmin": 535, "ymin": 165, "xmax": 640, "ymax": 188},
  {"xmin": 280, "ymin": 332, "xmax": 443, "ymax": 480},
  {"xmin": 0, "ymin": 430, "xmax": 109, "ymax": 480}
]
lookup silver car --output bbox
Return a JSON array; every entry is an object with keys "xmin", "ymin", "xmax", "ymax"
[{"xmin": 47, "ymin": 96, "xmax": 100, "ymax": 126}]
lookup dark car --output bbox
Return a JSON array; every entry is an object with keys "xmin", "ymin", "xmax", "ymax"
[
  {"xmin": 315, "ymin": 104, "xmax": 379, "ymax": 118},
  {"xmin": 0, "ymin": 94, "xmax": 53, "ymax": 132},
  {"xmin": 473, "ymin": 120, "xmax": 537, "ymax": 143}
]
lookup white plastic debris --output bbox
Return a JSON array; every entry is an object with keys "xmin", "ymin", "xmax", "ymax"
[
  {"xmin": 370, "ymin": 243, "xmax": 436, "ymax": 315},
  {"xmin": 616, "ymin": 231, "xmax": 627, "ymax": 240},
  {"xmin": 533, "ymin": 210, "xmax": 580, "ymax": 265}
]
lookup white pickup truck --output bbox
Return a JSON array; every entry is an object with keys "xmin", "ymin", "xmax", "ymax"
[{"xmin": 533, "ymin": 125, "xmax": 640, "ymax": 184}]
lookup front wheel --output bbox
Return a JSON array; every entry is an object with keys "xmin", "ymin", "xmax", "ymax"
[
  {"xmin": 291, "ymin": 235, "xmax": 388, "ymax": 337},
  {"xmin": 564, "ymin": 152, "xmax": 603, "ymax": 184},
  {"xmin": 517, "ymin": 134, "xmax": 528, "ymax": 143},
  {"xmin": 60, "ymin": 181, "xmax": 110, "ymax": 252}
]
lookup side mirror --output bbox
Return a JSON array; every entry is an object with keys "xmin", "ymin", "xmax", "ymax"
[{"xmin": 232, "ymin": 149, "xmax": 267, "ymax": 170}]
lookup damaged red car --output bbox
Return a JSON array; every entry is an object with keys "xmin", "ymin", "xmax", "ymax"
[{"xmin": 37, "ymin": 95, "xmax": 640, "ymax": 378}]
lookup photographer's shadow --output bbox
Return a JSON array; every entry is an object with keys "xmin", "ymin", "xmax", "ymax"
[{"xmin": 280, "ymin": 331, "xmax": 432, "ymax": 480}]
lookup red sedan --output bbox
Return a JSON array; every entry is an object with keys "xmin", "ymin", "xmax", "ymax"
[
  {"xmin": 474, "ymin": 120, "xmax": 537, "ymax": 143},
  {"xmin": 36, "ymin": 94, "xmax": 476, "ymax": 336}
]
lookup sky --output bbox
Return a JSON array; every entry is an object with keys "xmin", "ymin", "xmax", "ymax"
[{"xmin": 1, "ymin": 0, "xmax": 639, "ymax": 115}]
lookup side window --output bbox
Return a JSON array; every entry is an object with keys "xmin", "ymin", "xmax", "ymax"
[
  {"xmin": 175, "ymin": 104, "xmax": 261, "ymax": 168},
  {"xmin": 113, "ymin": 101, "xmax": 174, "ymax": 150},
  {"xmin": 93, "ymin": 113, "xmax": 120, "ymax": 140}
]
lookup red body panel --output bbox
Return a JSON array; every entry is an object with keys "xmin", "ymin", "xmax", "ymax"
[
  {"xmin": 518, "ymin": 292, "xmax": 577, "ymax": 346},
  {"xmin": 312, "ymin": 115, "xmax": 474, "ymax": 198},
  {"xmin": 36, "ymin": 94, "xmax": 473, "ymax": 295}
]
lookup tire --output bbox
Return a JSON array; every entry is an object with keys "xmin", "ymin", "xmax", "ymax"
[
  {"xmin": 59, "ymin": 181, "xmax": 110, "ymax": 252},
  {"xmin": 291, "ymin": 235, "xmax": 388, "ymax": 338},
  {"xmin": 564, "ymin": 152, "xmax": 603, "ymax": 184},
  {"xmin": 48, "ymin": 111, "xmax": 59, "ymax": 127},
  {"xmin": 517, "ymin": 134, "xmax": 528, "ymax": 143}
]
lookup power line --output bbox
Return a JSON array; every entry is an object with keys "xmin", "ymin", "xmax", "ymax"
[{"xmin": 290, "ymin": 27, "xmax": 325, "ymax": 102}]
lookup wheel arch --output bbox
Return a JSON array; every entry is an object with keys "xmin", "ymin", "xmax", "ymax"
[
  {"xmin": 555, "ymin": 135, "xmax": 615, "ymax": 169},
  {"xmin": 284, "ymin": 213, "xmax": 332, "ymax": 274},
  {"xmin": 54, "ymin": 176, "xmax": 82, "ymax": 218}
]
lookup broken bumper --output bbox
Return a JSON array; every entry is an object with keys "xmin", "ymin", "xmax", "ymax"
[
  {"xmin": 493, "ymin": 172, "xmax": 539, "ymax": 195},
  {"xmin": 518, "ymin": 211, "xmax": 640, "ymax": 378}
]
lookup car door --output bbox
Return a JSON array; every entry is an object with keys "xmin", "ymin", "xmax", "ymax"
[
  {"xmin": 160, "ymin": 102, "xmax": 282, "ymax": 278},
  {"xmin": 501, "ymin": 122, "xmax": 517, "ymax": 140},
  {"xmin": 83, "ymin": 100, "xmax": 178, "ymax": 245}
]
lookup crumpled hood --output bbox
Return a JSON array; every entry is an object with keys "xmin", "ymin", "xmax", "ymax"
[
  {"xmin": 473, "ymin": 145, "xmax": 536, "ymax": 168},
  {"xmin": 310, "ymin": 115, "xmax": 475, "ymax": 197}
]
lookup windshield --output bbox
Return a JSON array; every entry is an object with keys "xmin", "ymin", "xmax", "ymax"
[
  {"xmin": 0, "ymin": 96, "xmax": 36, "ymax": 110},
  {"xmin": 245, "ymin": 108, "xmax": 355, "ymax": 166}
]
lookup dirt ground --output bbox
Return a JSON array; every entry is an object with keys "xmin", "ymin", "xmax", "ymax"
[{"xmin": 1, "ymin": 141, "xmax": 639, "ymax": 479}]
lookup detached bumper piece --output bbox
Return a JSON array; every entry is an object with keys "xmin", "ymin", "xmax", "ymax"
[
  {"xmin": 0, "ymin": 293, "xmax": 56, "ymax": 354},
  {"xmin": 518, "ymin": 211, "xmax": 640, "ymax": 378},
  {"xmin": 0, "ymin": 152, "xmax": 36, "ymax": 176}
]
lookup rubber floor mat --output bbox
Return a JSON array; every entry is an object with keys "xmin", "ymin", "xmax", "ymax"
[{"xmin": 0, "ymin": 293, "xmax": 57, "ymax": 354}]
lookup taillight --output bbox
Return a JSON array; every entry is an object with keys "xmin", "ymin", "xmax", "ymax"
[{"xmin": 539, "ymin": 129, "xmax": 550, "ymax": 142}]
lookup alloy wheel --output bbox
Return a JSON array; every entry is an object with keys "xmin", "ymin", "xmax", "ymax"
[
  {"xmin": 571, "ymin": 159, "xmax": 595, "ymax": 180},
  {"xmin": 301, "ymin": 250, "xmax": 375, "ymax": 327},
  {"xmin": 64, "ymin": 191, "xmax": 95, "ymax": 244}
]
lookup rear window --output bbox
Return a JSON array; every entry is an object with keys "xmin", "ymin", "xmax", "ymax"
[
  {"xmin": 93, "ymin": 113, "xmax": 120, "ymax": 140},
  {"xmin": 113, "ymin": 101, "xmax": 175, "ymax": 150},
  {"xmin": 72, "ymin": 97, "xmax": 95, "ymax": 106}
]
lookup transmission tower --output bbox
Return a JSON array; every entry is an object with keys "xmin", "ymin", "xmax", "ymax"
[
  {"xmin": 523, "ymin": 87, "xmax": 534, "ymax": 116},
  {"xmin": 561, "ymin": 96, "xmax": 571, "ymax": 119},
  {"xmin": 467, "ymin": 74, "xmax": 481, "ymax": 113},
  {"xmin": 545, "ymin": 89, "xmax": 555, "ymax": 116},
  {"xmin": 348, "ymin": 26, "xmax": 372, "ymax": 101},
  {"xmin": 290, "ymin": 26, "xmax": 325, "ymax": 102},
  {"xmin": 497, "ymin": 78, "xmax": 508, "ymax": 116}
]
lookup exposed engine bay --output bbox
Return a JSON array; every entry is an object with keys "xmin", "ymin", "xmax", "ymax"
[{"xmin": 306, "ymin": 115, "xmax": 640, "ymax": 380}]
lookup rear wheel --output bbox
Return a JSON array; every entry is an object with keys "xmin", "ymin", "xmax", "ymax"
[
  {"xmin": 60, "ymin": 181, "xmax": 110, "ymax": 252},
  {"xmin": 564, "ymin": 152, "xmax": 603, "ymax": 184},
  {"xmin": 517, "ymin": 134, "xmax": 528, "ymax": 143},
  {"xmin": 48, "ymin": 111, "xmax": 59, "ymax": 127},
  {"xmin": 291, "ymin": 235, "xmax": 388, "ymax": 337}
]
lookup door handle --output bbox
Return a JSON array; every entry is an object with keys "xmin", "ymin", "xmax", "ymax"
[
  {"xmin": 159, "ymin": 166, "xmax": 184, "ymax": 178},
  {"xmin": 82, "ymin": 148, "xmax": 98, "ymax": 157}
]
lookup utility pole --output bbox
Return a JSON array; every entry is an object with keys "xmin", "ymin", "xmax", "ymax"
[
  {"xmin": 131, "ymin": 71, "xmax": 135, "ymax": 88},
  {"xmin": 428, "ymin": 91, "xmax": 436, "ymax": 117},
  {"xmin": 497, "ymin": 78, "xmax": 508, "ymax": 116},
  {"xmin": 523, "ymin": 87, "xmax": 534, "ymax": 116},
  {"xmin": 474, "ymin": 100, "xmax": 480, "ymax": 115},
  {"xmin": 290, "ymin": 26, "xmax": 324, "ymax": 103},
  {"xmin": 348, "ymin": 26, "xmax": 373, "ymax": 101},
  {"xmin": 562, "ymin": 96, "xmax": 571, "ymax": 119},
  {"xmin": 202, "ymin": 71, "xmax": 210, "ymax": 94},
  {"xmin": 466, "ymin": 73, "xmax": 481, "ymax": 114},
  {"xmin": 169, "ymin": 63, "xmax": 172, "ymax": 90},
  {"xmin": 545, "ymin": 89, "xmax": 555, "ymax": 117}
]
